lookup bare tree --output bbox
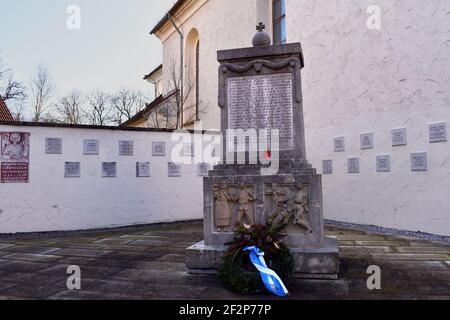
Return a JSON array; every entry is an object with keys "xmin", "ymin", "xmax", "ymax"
[
  {"xmin": 0, "ymin": 57, "xmax": 27, "ymax": 103},
  {"xmin": 85, "ymin": 90, "xmax": 113, "ymax": 126},
  {"xmin": 110, "ymin": 88, "xmax": 146, "ymax": 125},
  {"xmin": 9, "ymin": 100, "xmax": 26, "ymax": 121},
  {"xmin": 57, "ymin": 91, "xmax": 84, "ymax": 124},
  {"xmin": 163, "ymin": 57, "xmax": 206, "ymax": 129},
  {"xmin": 30, "ymin": 63, "xmax": 55, "ymax": 122}
]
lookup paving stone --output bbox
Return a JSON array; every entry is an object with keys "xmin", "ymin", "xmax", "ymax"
[
  {"xmin": 51, "ymin": 248, "xmax": 113, "ymax": 258},
  {"xmin": 49, "ymin": 290, "xmax": 151, "ymax": 300},
  {"xmin": 336, "ymin": 235, "xmax": 387, "ymax": 241},
  {"xmin": 0, "ymin": 283, "xmax": 67, "ymax": 299},
  {"xmin": 196, "ymin": 287, "xmax": 258, "ymax": 300},
  {"xmin": 0, "ymin": 260, "xmax": 50, "ymax": 273},
  {"xmin": 2, "ymin": 245, "xmax": 61, "ymax": 255},
  {"xmin": 104, "ymin": 251, "xmax": 164, "ymax": 261},
  {"xmin": 340, "ymin": 246, "xmax": 393, "ymax": 254},
  {"xmin": 111, "ymin": 269, "xmax": 188, "ymax": 284},
  {"xmin": 290, "ymin": 279, "xmax": 350, "ymax": 295},
  {"xmin": 38, "ymin": 264, "xmax": 122, "ymax": 280},
  {"xmin": 408, "ymin": 240, "xmax": 449, "ymax": 247},
  {"xmin": 370, "ymin": 253, "xmax": 449, "ymax": 261},
  {"xmin": 337, "ymin": 240, "xmax": 355, "ymax": 246},
  {"xmin": 394, "ymin": 246, "xmax": 450, "ymax": 254},
  {"xmin": 2, "ymin": 253, "xmax": 65, "ymax": 263},
  {"xmin": 1, "ymin": 272, "xmax": 66, "ymax": 286},
  {"xmin": 123, "ymin": 261, "xmax": 186, "ymax": 272},
  {"xmin": 0, "ymin": 282, "xmax": 17, "ymax": 291},
  {"xmin": 127, "ymin": 240, "xmax": 173, "ymax": 246},
  {"xmin": 355, "ymin": 240, "xmax": 408, "ymax": 246},
  {"xmin": 58, "ymin": 257, "xmax": 130, "ymax": 268},
  {"xmin": 373, "ymin": 260, "xmax": 449, "ymax": 271},
  {"xmin": 156, "ymin": 254, "xmax": 185, "ymax": 263},
  {"xmin": 406, "ymin": 270, "xmax": 450, "ymax": 281},
  {"xmin": 119, "ymin": 235, "xmax": 170, "ymax": 241},
  {"xmin": 0, "ymin": 251, "xmax": 11, "ymax": 258},
  {"xmin": 93, "ymin": 238, "xmax": 134, "ymax": 245}
]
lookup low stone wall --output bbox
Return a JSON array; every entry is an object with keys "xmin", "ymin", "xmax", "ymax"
[{"xmin": 0, "ymin": 122, "xmax": 218, "ymax": 234}]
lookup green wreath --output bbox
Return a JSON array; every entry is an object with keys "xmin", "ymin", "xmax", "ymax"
[{"xmin": 218, "ymin": 224, "xmax": 294, "ymax": 294}]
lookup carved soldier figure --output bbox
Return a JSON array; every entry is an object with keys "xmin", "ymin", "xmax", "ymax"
[
  {"xmin": 213, "ymin": 184, "xmax": 233, "ymax": 231},
  {"xmin": 236, "ymin": 183, "xmax": 256, "ymax": 225},
  {"xmin": 268, "ymin": 184, "xmax": 290, "ymax": 226},
  {"xmin": 290, "ymin": 183, "xmax": 312, "ymax": 233},
  {"xmin": 268, "ymin": 183, "xmax": 312, "ymax": 233}
]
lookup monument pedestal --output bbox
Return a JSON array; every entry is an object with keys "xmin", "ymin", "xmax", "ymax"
[{"xmin": 186, "ymin": 237, "xmax": 339, "ymax": 279}]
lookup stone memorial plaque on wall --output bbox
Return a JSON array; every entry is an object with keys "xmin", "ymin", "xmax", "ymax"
[
  {"xmin": 168, "ymin": 162, "xmax": 182, "ymax": 177},
  {"xmin": 119, "ymin": 140, "xmax": 134, "ymax": 156},
  {"xmin": 227, "ymin": 73, "xmax": 294, "ymax": 150},
  {"xmin": 411, "ymin": 153, "xmax": 427, "ymax": 171},
  {"xmin": 376, "ymin": 155, "xmax": 391, "ymax": 172},
  {"xmin": 84, "ymin": 139, "xmax": 99, "ymax": 155},
  {"xmin": 429, "ymin": 122, "xmax": 447, "ymax": 143},
  {"xmin": 197, "ymin": 162, "xmax": 210, "ymax": 177},
  {"xmin": 348, "ymin": 157, "xmax": 360, "ymax": 173},
  {"xmin": 65, "ymin": 162, "xmax": 81, "ymax": 177},
  {"xmin": 392, "ymin": 128, "xmax": 407, "ymax": 146},
  {"xmin": 45, "ymin": 138, "xmax": 62, "ymax": 154},
  {"xmin": 1, "ymin": 162, "xmax": 29, "ymax": 183},
  {"xmin": 360, "ymin": 133, "xmax": 374, "ymax": 150},
  {"xmin": 152, "ymin": 142, "xmax": 166, "ymax": 156},
  {"xmin": 334, "ymin": 136, "xmax": 345, "ymax": 152},
  {"xmin": 136, "ymin": 162, "xmax": 151, "ymax": 177},
  {"xmin": 102, "ymin": 162, "xmax": 117, "ymax": 177},
  {"xmin": 322, "ymin": 160, "xmax": 333, "ymax": 174}
]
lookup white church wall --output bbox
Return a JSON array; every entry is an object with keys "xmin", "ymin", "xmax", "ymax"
[
  {"xmin": 0, "ymin": 123, "xmax": 212, "ymax": 234},
  {"xmin": 287, "ymin": 0, "xmax": 450, "ymax": 236},
  {"xmin": 159, "ymin": 0, "xmax": 258, "ymax": 131}
]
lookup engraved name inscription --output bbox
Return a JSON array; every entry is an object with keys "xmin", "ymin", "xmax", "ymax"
[{"xmin": 227, "ymin": 73, "xmax": 294, "ymax": 150}]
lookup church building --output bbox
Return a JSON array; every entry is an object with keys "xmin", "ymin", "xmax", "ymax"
[{"xmin": 135, "ymin": 0, "xmax": 450, "ymax": 236}]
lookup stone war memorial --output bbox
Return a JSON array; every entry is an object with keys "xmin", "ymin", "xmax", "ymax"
[{"xmin": 186, "ymin": 25, "xmax": 339, "ymax": 280}]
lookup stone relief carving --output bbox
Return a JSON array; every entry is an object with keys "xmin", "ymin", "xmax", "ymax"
[
  {"xmin": 267, "ymin": 183, "xmax": 312, "ymax": 233},
  {"xmin": 213, "ymin": 184, "xmax": 234, "ymax": 232},
  {"xmin": 213, "ymin": 183, "xmax": 256, "ymax": 232},
  {"xmin": 236, "ymin": 183, "xmax": 256, "ymax": 226}
]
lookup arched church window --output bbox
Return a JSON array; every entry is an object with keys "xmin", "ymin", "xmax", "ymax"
[{"xmin": 195, "ymin": 40, "xmax": 200, "ymax": 121}]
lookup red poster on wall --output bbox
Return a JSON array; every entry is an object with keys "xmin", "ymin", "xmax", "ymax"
[{"xmin": 1, "ymin": 162, "xmax": 29, "ymax": 183}]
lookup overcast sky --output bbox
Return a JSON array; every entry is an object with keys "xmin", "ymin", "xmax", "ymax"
[{"xmin": 0, "ymin": 0, "xmax": 175, "ymax": 99}]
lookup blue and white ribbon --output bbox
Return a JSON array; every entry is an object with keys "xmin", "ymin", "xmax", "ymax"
[{"xmin": 244, "ymin": 246, "xmax": 289, "ymax": 297}]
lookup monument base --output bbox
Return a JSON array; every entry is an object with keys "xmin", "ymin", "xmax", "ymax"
[{"xmin": 186, "ymin": 237, "xmax": 339, "ymax": 280}]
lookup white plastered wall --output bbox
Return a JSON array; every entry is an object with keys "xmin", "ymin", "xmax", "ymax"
[{"xmin": 0, "ymin": 124, "xmax": 206, "ymax": 234}]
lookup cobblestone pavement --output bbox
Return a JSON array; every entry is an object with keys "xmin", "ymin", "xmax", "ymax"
[{"xmin": 0, "ymin": 222, "xmax": 449, "ymax": 300}]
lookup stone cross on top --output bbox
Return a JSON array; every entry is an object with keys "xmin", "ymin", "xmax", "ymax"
[{"xmin": 256, "ymin": 22, "xmax": 266, "ymax": 32}]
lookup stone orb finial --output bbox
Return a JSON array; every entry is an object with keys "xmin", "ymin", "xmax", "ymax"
[{"xmin": 252, "ymin": 22, "xmax": 271, "ymax": 47}]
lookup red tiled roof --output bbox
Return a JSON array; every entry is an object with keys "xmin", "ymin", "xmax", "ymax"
[{"xmin": 0, "ymin": 97, "xmax": 14, "ymax": 122}]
